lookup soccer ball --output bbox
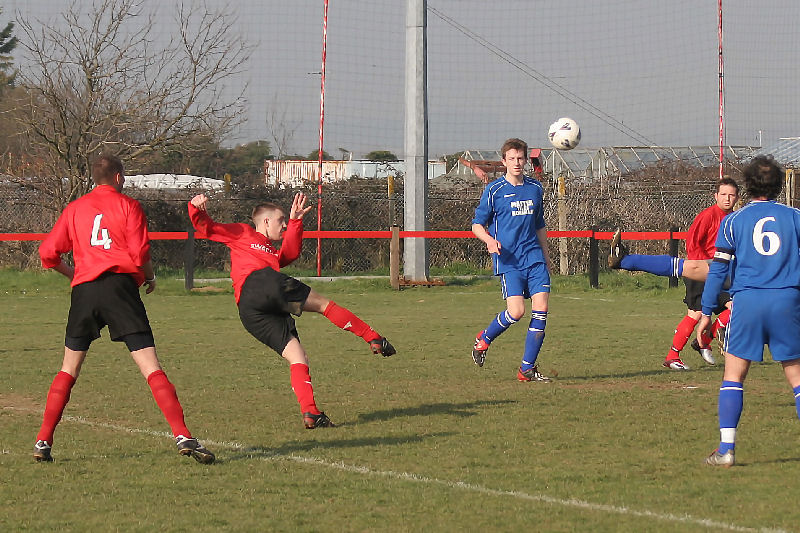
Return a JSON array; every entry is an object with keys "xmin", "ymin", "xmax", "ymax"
[{"xmin": 548, "ymin": 117, "xmax": 581, "ymax": 150}]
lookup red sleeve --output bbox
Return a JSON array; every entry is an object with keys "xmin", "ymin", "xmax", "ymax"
[
  {"xmin": 188, "ymin": 202, "xmax": 246, "ymax": 243},
  {"xmin": 686, "ymin": 208, "xmax": 718, "ymax": 260},
  {"xmin": 277, "ymin": 219, "xmax": 304, "ymax": 267},
  {"xmin": 39, "ymin": 209, "xmax": 72, "ymax": 269},
  {"xmin": 126, "ymin": 200, "xmax": 151, "ymax": 267}
]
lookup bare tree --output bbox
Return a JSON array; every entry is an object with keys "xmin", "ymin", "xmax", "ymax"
[
  {"xmin": 13, "ymin": 0, "xmax": 252, "ymax": 210},
  {"xmin": 266, "ymin": 93, "xmax": 301, "ymax": 159}
]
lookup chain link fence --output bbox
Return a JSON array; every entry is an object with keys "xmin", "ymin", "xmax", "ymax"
[{"xmin": 0, "ymin": 161, "xmax": 759, "ymax": 275}]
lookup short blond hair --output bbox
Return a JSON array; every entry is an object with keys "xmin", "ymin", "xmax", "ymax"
[{"xmin": 251, "ymin": 202, "xmax": 283, "ymax": 224}]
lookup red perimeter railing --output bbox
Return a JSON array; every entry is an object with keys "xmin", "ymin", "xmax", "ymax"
[{"xmin": 0, "ymin": 230, "xmax": 688, "ymax": 289}]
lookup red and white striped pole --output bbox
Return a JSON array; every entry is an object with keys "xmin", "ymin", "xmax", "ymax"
[
  {"xmin": 316, "ymin": 0, "xmax": 329, "ymax": 276},
  {"xmin": 718, "ymin": 0, "xmax": 724, "ymax": 180}
]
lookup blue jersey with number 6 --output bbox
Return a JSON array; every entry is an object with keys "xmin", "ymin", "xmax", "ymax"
[{"xmin": 702, "ymin": 200, "xmax": 800, "ymax": 314}]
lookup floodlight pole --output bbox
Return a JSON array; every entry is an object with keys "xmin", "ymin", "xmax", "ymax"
[
  {"xmin": 403, "ymin": 0, "xmax": 430, "ymax": 281},
  {"xmin": 718, "ymin": 0, "xmax": 724, "ymax": 180},
  {"xmin": 315, "ymin": 0, "xmax": 330, "ymax": 276}
]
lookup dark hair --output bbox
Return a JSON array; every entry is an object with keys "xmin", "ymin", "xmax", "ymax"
[
  {"xmin": 716, "ymin": 177, "xmax": 739, "ymax": 193},
  {"xmin": 251, "ymin": 202, "xmax": 283, "ymax": 223},
  {"xmin": 743, "ymin": 155, "xmax": 784, "ymax": 200},
  {"xmin": 500, "ymin": 138, "xmax": 528, "ymax": 160},
  {"xmin": 91, "ymin": 154, "xmax": 124, "ymax": 185}
]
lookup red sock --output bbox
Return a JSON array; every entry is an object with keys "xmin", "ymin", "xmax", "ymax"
[
  {"xmin": 147, "ymin": 370, "xmax": 191, "ymax": 438},
  {"xmin": 37, "ymin": 371, "xmax": 76, "ymax": 444},
  {"xmin": 667, "ymin": 315, "xmax": 698, "ymax": 360},
  {"xmin": 290, "ymin": 363, "xmax": 320, "ymax": 415},
  {"xmin": 323, "ymin": 301, "xmax": 379, "ymax": 342},
  {"xmin": 712, "ymin": 308, "xmax": 731, "ymax": 338}
]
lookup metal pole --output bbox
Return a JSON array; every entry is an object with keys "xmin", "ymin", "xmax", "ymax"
[
  {"xmin": 403, "ymin": 0, "xmax": 429, "ymax": 281},
  {"xmin": 718, "ymin": 0, "xmax": 725, "ymax": 180},
  {"xmin": 316, "ymin": 0, "xmax": 330, "ymax": 276}
]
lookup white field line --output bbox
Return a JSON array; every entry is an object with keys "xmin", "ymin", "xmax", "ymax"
[{"xmin": 5, "ymin": 406, "xmax": 785, "ymax": 533}]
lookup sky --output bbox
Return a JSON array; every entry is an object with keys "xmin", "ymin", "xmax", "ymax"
[{"xmin": 5, "ymin": 1, "xmax": 800, "ymax": 159}]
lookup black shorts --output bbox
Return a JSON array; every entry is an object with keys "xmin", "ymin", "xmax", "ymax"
[
  {"xmin": 684, "ymin": 278, "xmax": 730, "ymax": 314},
  {"xmin": 237, "ymin": 267, "xmax": 312, "ymax": 355},
  {"xmin": 66, "ymin": 272, "xmax": 152, "ymax": 344}
]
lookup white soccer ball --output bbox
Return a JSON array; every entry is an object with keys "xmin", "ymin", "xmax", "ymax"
[{"xmin": 548, "ymin": 117, "xmax": 581, "ymax": 150}]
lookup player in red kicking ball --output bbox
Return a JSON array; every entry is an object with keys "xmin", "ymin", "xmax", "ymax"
[{"xmin": 188, "ymin": 192, "xmax": 395, "ymax": 429}]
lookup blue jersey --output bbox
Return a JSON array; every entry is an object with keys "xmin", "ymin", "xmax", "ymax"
[
  {"xmin": 472, "ymin": 175, "xmax": 547, "ymax": 275},
  {"xmin": 701, "ymin": 200, "xmax": 800, "ymax": 315}
]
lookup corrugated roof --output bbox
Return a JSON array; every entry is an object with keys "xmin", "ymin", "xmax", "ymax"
[
  {"xmin": 463, "ymin": 145, "xmax": 760, "ymax": 179},
  {"xmin": 753, "ymin": 138, "xmax": 800, "ymax": 167}
]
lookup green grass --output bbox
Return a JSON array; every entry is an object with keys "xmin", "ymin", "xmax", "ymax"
[{"xmin": 2, "ymin": 270, "xmax": 799, "ymax": 532}]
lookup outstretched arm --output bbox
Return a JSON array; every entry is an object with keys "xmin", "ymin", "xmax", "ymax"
[
  {"xmin": 187, "ymin": 194, "xmax": 245, "ymax": 243},
  {"xmin": 278, "ymin": 193, "xmax": 312, "ymax": 267}
]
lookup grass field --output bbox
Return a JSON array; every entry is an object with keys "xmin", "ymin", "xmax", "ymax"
[{"xmin": 2, "ymin": 270, "xmax": 798, "ymax": 532}]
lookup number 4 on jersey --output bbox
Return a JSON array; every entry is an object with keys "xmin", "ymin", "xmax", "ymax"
[{"xmin": 91, "ymin": 214, "xmax": 112, "ymax": 249}]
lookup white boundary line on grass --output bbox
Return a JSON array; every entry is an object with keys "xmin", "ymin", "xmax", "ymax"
[{"xmin": 6, "ymin": 407, "xmax": 785, "ymax": 533}]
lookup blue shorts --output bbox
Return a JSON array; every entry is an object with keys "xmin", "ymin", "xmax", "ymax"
[
  {"xmin": 725, "ymin": 288, "xmax": 800, "ymax": 362},
  {"xmin": 499, "ymin": 264, "xmax": 551, "ymax": 300}
]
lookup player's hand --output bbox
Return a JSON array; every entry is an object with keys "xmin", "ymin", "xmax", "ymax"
[
  {"xmin": 290, "ymin": 192, "xmax": 313, "ymax": 220},
  {"xmin": 190, "ymin": 194, "xmax": 209, "ymax": 210},
  {"xmin": 144, "ymin": 278, "xmax": 156, "ymax": 294},
  {"xmin": 696, "ymin": 315, "xmax": 712, "ymax": 347},
  {"xmin": 486, "ymin": 239, "xmax": 501, "ymax": 255},
  {"xmin": 474, "ymin": 166, "xmax": 489, "ymax": 184}
]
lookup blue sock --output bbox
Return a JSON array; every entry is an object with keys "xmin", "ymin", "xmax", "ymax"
[
  {"xmin": 483, "ymin": 310, "xmax": 518, "ymax": 343},
  {"xmin": 718, "ymin": 380, "xmax": 743, "ymax": 454},
  {"xmin": 520, "ymin": 311, "xmax": 547, "ymax": 372},
  {"xmin": 619, "ymin": 255, "xmax": 684, "ymax": 278},
  {"xmin": 793, "ymin": 385, "xmax": 800, "ymax": 421}
]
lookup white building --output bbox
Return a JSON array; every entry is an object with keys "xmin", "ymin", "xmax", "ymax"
[{"xmin": 264, "ymin": 160, "xmax": 446, "ymax": 188}]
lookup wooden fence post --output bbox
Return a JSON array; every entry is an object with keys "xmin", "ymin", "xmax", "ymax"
[
  {"xmin": 588, "ymin": 226, "xmax": 599, "ymax": 288},
  {"xmin": 185, "ymin": 225, "xmax": 195, "ymax": 291},
  {"xmin": 668, "ymin": 226, "xmax": 679, "ymax": 288},
  {"xmin": 557, "ymin": 174, "xmax": 568, "ymax": 275}
]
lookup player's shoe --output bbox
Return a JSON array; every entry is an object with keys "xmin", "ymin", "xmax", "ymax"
[
  {"xmin": 690, "ymin": 339, "xmax": 716, "ymax": 365},
  {"xmin": 472, "ymin": 332, "xmax": 489, "ymax": 367},
  {"xmin": 663, "ymin": 358, "xmax": 690, "ymax": 370},
  {"xmin": 304, "ymin": 412, "xmax": 335, "ymax": 429},
  {"xmin": 175, "ymin": 435, "xmax": 216, "ymax": 464},
  {"xmin": 517, "ymin": 366, "xmax": 552, "ymax": 382},
  {"xmin": 33, "ymin": 440, "xmax": 53, "ymax": 462},
  {"xmin": 369, "ymin": 337, "xmax": 396, "ymax": 357},
  {"xmin": 608, "ymin": 229, "xmax": 628, "ymax": 269},
  {"xmin": 705, "ymin": 448, "xmax": 735, "ymax": 467}
]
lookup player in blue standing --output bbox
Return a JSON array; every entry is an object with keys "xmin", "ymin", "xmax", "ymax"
[
  {"xmin": 471, "ymin": 138, "xmax": 553, "ymax": 382},
  {"xmin": 696, "ymin": 155, "xmax": 800, "ymax": 467}
]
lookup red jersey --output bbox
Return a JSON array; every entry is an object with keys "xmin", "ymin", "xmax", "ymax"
[
  {"xmin": 188, "ymin": 203, "xmax": 303, "ymax": 303},
  {"xmin": 686, "ymin": 204, "xmax": 729, "ymax": 260},
  {"xmin": 39, "ymin": 185, "xmax": 151, "ymax": 287}
]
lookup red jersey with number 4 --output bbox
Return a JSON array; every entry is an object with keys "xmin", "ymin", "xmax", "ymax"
[
  {"xmin": 39, "ymin": 185, "xmax": 151, "ymax": 287},
  {"xmin": 188, "ymin": 203, "xmax": 303, "ymax": 304},
  {"xmin": 686, "ymin": 204, "xmax": 728, "ymax": 260}
]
